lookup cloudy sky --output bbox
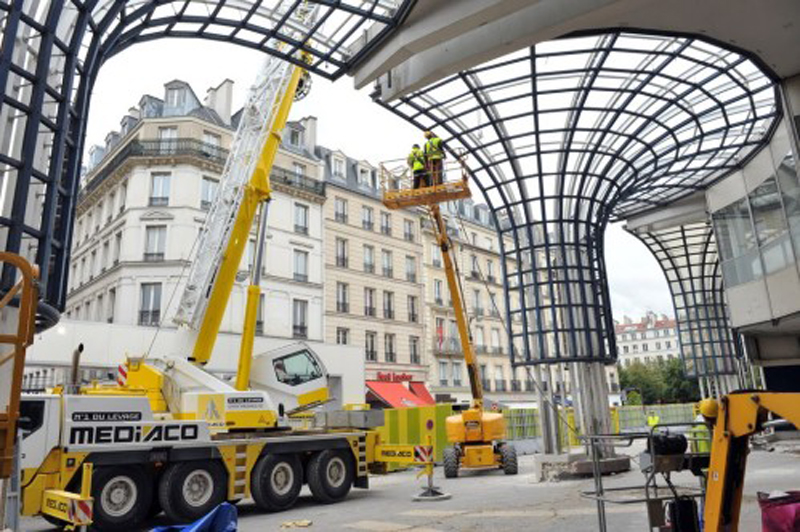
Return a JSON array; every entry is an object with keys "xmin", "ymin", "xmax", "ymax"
[{"xmin": 87, "ymin": 40, "xmax": 673, "ymax": 321}]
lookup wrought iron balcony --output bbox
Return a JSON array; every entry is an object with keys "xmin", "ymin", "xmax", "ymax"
[
  {"xmin": 336, "ymin": 256, "xmax": 348, "ymax": 268},
  {"xmin": 404, "ymin": 232, "xmax": 414, "ymax": 242},
  {"xmin": 406, "ymin": 272, "xmax": 417, "ymax": 283},
  {"xmin": 364, "ymin": 306, "xmax": 376, "ymax": 317},
  {"xmin": 481, "ymin": 379, "xmax": 492, "ymax": 392},
  {"xmin": 335, "ymin": 212, "xmax": 348, "ymax": 223},
  {"xmin": 511, "ymin": 380, "xmax": 521, "ymax": 392},
  {"xmin": 149, "ymin": 196, "xmax": 169, "ymax": 207},
  {"xmin": 293, "ymin": 273, "xmax": 308, "ymax": 283},
  {"xmin": 365, "ymin": 350, "xmax": 377, "ymax": 362},
  {"xmin": 383, "ymin": 308, "xmax": 395, "ymax": 319},
  {"xmin": 381, "ymin": 225, "xmax": 392, "ymax": 236},
  {"xmin": 294, "ymin": 224, "xmax": 309, "ymax": 235},
  {"xmin": 336, "ymin": 301, "xmax": 349, "ymax": 313},
  {"xmin": 270, "ymin": 166, "xmax": 326, "ymax": 197},
  {"xmin": 293, "ymin": 325, "xmax": 308, "ymax": 339},
  {"xmin": 364, "ymin": 263, "xmax": 375, "ymax": 274},
  {"xmin": 143, "ymin": 252, "xmax": 164, "ymax": 262},
  {"xmin": 362, "ymin": 220, "xmax": 374, "ymax": 231},
  {"xmin": 382, "ymin": 267, "xmax": 393, "ymax": 278},
  {"xmin": 408, "ymin": 312, "xmax": 418, "ymax": 323},
  {"xmin": 495, "ymin": 380, "xmax": 507, "ymax": 392},
  {"xmin": 139, "ymin": 310, "xmax": 160, "ymax": 326}
]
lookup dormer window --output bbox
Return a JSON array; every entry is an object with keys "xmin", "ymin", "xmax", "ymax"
[
  {"xmin": 333, "ymin": 157, "xmax": 344, "ymax": 178},
  {"xmin": 290, "ymin": 129, "xmax": 302, "ymax": 146},
  {"xmin": 166, "ymin": 87, "xmax": 182, "ymax": 107},
  {"xmin": 358, "ymin": 167, "xmax": 370, "ymax": 186}
]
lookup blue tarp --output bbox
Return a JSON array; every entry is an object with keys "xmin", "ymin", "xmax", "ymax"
[{"xmin": 152, "ymin": 503, "xmax": 237, "ymax": 532}]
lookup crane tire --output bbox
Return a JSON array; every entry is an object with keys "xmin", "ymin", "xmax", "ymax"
[
  {"xmin": 443, "ymin": 447, "xmax": 460, "ymax": 478},
  {"xmin": 307, "ymin": 450, "xmax": 353, "ymax": 503},
  {"xmin": 158, "ymin": 460, "xmax": 227, "ymax": 523},
  {"xmin": 251, "ymin": 453, "xmax": 303, "ymax": 512},
  {"xmin": 91, "ymin": 465, "xmax": 152, "ymax": 531}
]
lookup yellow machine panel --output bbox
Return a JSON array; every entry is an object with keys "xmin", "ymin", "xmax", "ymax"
[
  {"xmin": 446, "ymin": 409, "xmax": 505, "ymax": 444},
  {"xmin": 463, "ymin": 444, "xmax": 497, "ymax": 468}
]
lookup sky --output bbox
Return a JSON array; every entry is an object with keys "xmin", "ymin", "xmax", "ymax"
[{"xmin": 87, "ymin": 39, "xmax": 674, "ymax": 322}]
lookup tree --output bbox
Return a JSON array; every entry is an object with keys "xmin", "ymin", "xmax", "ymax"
[{"xmin": 619, "ymin": 358, "xmax": 700, "ymax": 404}]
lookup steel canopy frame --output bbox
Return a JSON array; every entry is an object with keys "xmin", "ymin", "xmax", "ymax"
[
  {"xmin": 629, "ymin": 222, "xmax": 739, "ymax": 379},
  {"xmin": 0, "ymin": 0, "xmax": 412, "ymax": 315},
  {"xmin": 377, "ymin": 31, "xmax": 779, "ymax": 373}
]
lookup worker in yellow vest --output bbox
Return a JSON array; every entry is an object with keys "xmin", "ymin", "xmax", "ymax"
[
  {"xmin": 647, "ymin": 410, "xmax": 660, "ymax": 428},
  {"xmin": 424, "ymin": 131, "xmax": 445, "ymax": 185},
  {"xmin": 408, "ymin": 143, "xmax": 428, "ymax": 189}
]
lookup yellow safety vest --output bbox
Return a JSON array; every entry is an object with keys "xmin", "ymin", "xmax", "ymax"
[
  {"xmin": 425, "ymin": 137, "xmax": 444, "ymax": 160},
  {"xmin": 408, "ymin": 148, "xmax": 425, "ymax": 172},
  {"xmin": 647, "ymin": 414, "xmax": 660, "ymax": 427}
]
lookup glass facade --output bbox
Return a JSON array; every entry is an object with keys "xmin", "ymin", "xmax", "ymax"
[{"xmin": 713, "ymin": 153, "xmax": 800, "ymax": 287}]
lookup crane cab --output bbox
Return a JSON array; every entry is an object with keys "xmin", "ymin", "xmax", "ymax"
[{"xmin": 380, "ymin": 153, "xmax": 471, "ymax": 210}]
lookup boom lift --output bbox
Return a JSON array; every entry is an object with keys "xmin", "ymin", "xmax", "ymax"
[
  {"xmin": 381, "ymin": 154, "xmax": 518, "ymax": 478},
  {"xmin": 17, "ymin": 9, "xmax": 425, "ymax": 531}
]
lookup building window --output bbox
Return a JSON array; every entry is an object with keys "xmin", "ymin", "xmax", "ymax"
[
  {"xmin": 633, "ymin": 344, "xmax": 639, "ymax": 352},
  {"xmin": 403, "ymin": 219, "xmax": 414, "ymax": 242},
  {"xmin": 453, "ymin": 361, "xmax": 463, "ymax": 387},
  {"xmin": 333, "ymin": 157, "xmax": 345, "ymax": 178},
  {"xmin": 410, "ymin": 336, "xmax": 420, "ymax": 364},
  {"xmin": 363, "ymin": 245, "xmax": 375, "ymax": 273},
  {"xmin": 491, "ymin": 328, "xmax": 502, "ymax": 354},
  {"xmin": 473, "ymin": 290, "xmax": 483, "ymax": 315},
  {"xmin": 334, "ymin": 197, "xmax": 348, "ymax": 223},
  {"xmin": 119, "ymin": 183, "xmax": 127, "ymax": 213},
  {"xmin": 201, "ymin": 177, "xmax": 218, "ymax": 210},
  {"xmin": 380, "ymin": 212, "xmax": 391, "ymax": 235},
  {"xmin": 336, "ymin": 327, "xmax": 349, "ymax": 345},
  {"xmin": 290, "ymin": 129, "xmax": 302, "ymax": 146},
  {"xmin": 495, "ymin": 366, "xmax": 506, "ymax": 392},
  {"xmin": 107, "ymin": 288, "xmax": 116, "ymax": 323},
  {"xmin": 158, "ymin": 126, "xmax": 177, "ymax": 153},
  {"xmin": 431, "ymin": 243, "xmax": 442, "ymax": 267},
  {"xmin": 292, "ymin": 299, "xmax": 308, "ymax": 338},
  {"xmin": 362, "ymin": 206, "xmax": 374, "ymax": 231},
  {"xmin": 643, "ymin": 343, "xmax": 649, "ymax": 352},
  {"xmin": 487, "ymin": 260, "xmax": 495, "ymax": 282},
  {"xmin": 383, "ymin": 291, "xmax": 395, "ymax": 320},
  {"xmin": 203, "ymin": 131, "xmax": 220, "ymax": 147},
  {"xmin": 439, "ymin": 361, "xmax": 449, "ymax": 387},
  {"xmin": 408, "ymin": 295, "xmax": 418, "ymax": 323},
  {"xmin": 434, "ymin": 279, "xmax": 443, "ymax": 305},
  {"xmin": 384, "ymin": 334, "xmax": 396, "ymax": 363},
  {"xmin": 149, "ymin": 172, "xmax": 171, "ymax": 206},
  {"xmin": 139, "ymin": 283, "xmax": 162, "ymax": 326},
  {"xmin": 294, "ymin": 203, "xmax": 309, "ymax": 235},
  {"xmin": 656, "ymin": 341, "xmax": 661, "ymax": 350},
  {"xmin": 623, "ymin": 346, "xmax": 629, "ymax": 354},
  {"xmin": 405, "ymin": 255, "xmax": 416, "ymax": 282},
  {"xmin": 293, "ymin": 162, "xmax": 306, "ymax": 178},
  {"xmin": 358, "ymin": 167, "xmax": 370, "ymax": 186},
  {"xmin": 666, "ymin": 340, "xmax": 671, "ymax": 349},
  {"xmin": 364, "ymin": 288, "xmax": 376, "ymax": 316},
  {"xmin": 293, "ymin": 250, "xmax": 309, "ymax": 282},
  {"xmin": 382, "ymin": 249, "xmax": 393, "ymax": 278},
  {"xmin": 101, "ymin": 241, "xmax": 110, "ymax": 271},
  {"xmin": 335, "ymin": 238, "xmax": 348, "ymax": 268},
  {"xmin": 365, "ymin": 331, "xmax": 377, "ymax": 361},
  {"xmin": 336, "ymin": 282, "xmax": 349, "ymax": 313},
  {"xmin": 144, "ymin": 226, "xmax": 166, "ymax": 262},
  {"xmin": 471, "ymin": 255, "xmax": 479, "ymax": 277}
]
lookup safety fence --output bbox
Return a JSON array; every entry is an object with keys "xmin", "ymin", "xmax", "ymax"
[{"xmin": 375, "ymin": 402, "xmax": 701, "ymax": 465}]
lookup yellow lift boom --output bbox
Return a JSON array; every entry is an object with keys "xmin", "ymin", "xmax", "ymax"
[{"xmin": 381, "ymin": 155, "xmax": 517, "ymax": 477}]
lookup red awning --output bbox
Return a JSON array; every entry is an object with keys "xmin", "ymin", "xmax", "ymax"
[
  {"xmin": 366, "ymin": 381, "xmax": 427, "ymax": 408},
  {"xmin": 409, "ymin": 381, "xmax": 435, "ymax": 405}
]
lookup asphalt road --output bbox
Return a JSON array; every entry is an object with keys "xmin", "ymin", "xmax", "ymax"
[{"xmin": 20, "ymin": 449, "xmax": 800, "ymax": 531}]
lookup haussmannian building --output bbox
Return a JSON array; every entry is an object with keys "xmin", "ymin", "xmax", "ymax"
[{"xmin": 614, "ymin": 312, "xmax": 681, "ymax": 367}]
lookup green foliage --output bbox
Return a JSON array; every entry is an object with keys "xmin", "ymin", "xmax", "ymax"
[
  {"xmin": 625, "ymin": 390, "xmax": 642, "ymax": 405},
  {"xmin": 619, "ymin": 358, "xmax": 700, "ymax": 405}
]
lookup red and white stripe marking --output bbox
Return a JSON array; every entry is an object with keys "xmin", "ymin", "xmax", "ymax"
[
  {"xmin": 414, "ymin": 445, "xmax": 433, "ymax": 464},
  {"xmin": 117, "ymin": 364, "xmax": 128, "ymax": 386},
  {"xmin": 67, "ymin": 499, "xmax": 92, "ymax": 524}
]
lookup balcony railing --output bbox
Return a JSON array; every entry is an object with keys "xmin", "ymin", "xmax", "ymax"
[
  {"xmin": 293, "ymin": 273, "xmax": 308, "ymax": 283},
  {"xmin": 408, "ymin": 312, "xmax": 418, "ymax": 323},
  {"xmin": 365, "ymin": 350, "xmax": 377, "ymax": 362},
  {"xmin": 139, "ymin": 310, "xmax": 160, "ymax": 326},
  {"xmin": 474, "ymin": 307, "xmax": 484, "ymax": 316},
  {"xmin": 384, "ymin": 309, "xmax": 395, "ymax": 319},
  {"xmin": 336, "ymin": 256, "xmax": 348, "ymax": 268},
  {"xmin": 362, "ymin": 220, "xmax": 374, "ymax": 231},
  {"xmin": 382, "ymin": 267, "xmax": 393, "ymax": 278},
  {"xmin": 511, "ymin": 380, "xmax": 521, "ymax": 392},
  {"xmin": 406, "ymin": 272, "xmax": 417, "ymax": 283},
  {"xmin": 487, "ymin": 274, "xmax": 497, "ymax": 284},
  {"xmin": 364, "ymin": 263, "xmax": 375, "ymax": 274},
  {"xmin": 495, "ymin": 380, "xmax": 507, "ymax": 392},
  {"xmin": 434, "ymin": 297, "xmax": 444, "ymax": 306},
  {"xmin": 453, "ymin": 380, "xmax": 462, "ymax": 387},
  {"xmin": 470, "ymin": 271, "xmax": 481, "ymax": 280},
  {"xmin": 404, "ymin": 232, "xmax": 414, "ymax": 242},
  {"xmin": 293, "ymin": 325, "xmax": 308, "ymax": 339},
  {"xmin": 380, "ymin": 225, "xmax": 392, "ymax": 236},
  {"xmin": 336, "ymin": 302, "xmax": 349, "ymax": 313},
  {"xmin": 294, "ymin": 224, "xmax": 309, "ymax": 235},
  {"xmin": 525, "ymin": 380, "xmax": 536, "ymax": 392},
  {"xmin": 475, "ymin": 344, "xmax": 487, "ymax": 354},
  {"xmin": 439, "ymin": 379, "xmax": 448, "ymax": 387},
  {"xmin": 201, "ymin": 200, "xmax": 212, "ymax": 211},
  {"xmin": 490, "ymin": 309, "xmax": 501, "ymax": 318},
  {"xmin": 143, "ymin": 252, "xmax": 164, "ymax": 262},
  {"xmin": 432, "ymin": 259, "xmax": 442, "ymax": 268},
  {"xmin": 481, "ymin": 379, "xmax": 492, "ymax": 392},
  {"xmin": 364, "ymin": 306, "xmax": 376, "ymax": 317},
  {"xmin": 83, "ymin": 138, "xmax": 229, "ymax": 197},
  {"xmin": 433, "ymin": 337, "xmax": 460, "ymax": 354},
  {"xmin": 335, "ymin": 212, "xmax": 348, "ymax": 223},
  {"xmin": 385, "ymin": 352, "xmax": 396, "ymax": 363},
  {"xmin": 149, "ymin": 196, "xmax": 169, "ymax": 207},
  {"xmin": 271, "ymin": 165, "xmax": 326, "ymax": 197},
  {"xmin": 491, "ymin": 346, "xmax": 503, "ymax": 354}
]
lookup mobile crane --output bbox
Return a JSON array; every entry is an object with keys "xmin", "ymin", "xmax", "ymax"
[
  {"xmin": 17, "ymin": 9, "xmax": 429, "ymax": 531},
  {"xmin": 381, "ymin": 152, "xmax": 518, "ymax": 478}
]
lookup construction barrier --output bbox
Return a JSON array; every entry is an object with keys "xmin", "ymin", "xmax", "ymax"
[
  {"xmin": 375, "ymin": 404, "xmax": 454, "ymax": 469},
  {"xmin": 616, "ymin": 403, "xmax": 696, "ymax": 431}
]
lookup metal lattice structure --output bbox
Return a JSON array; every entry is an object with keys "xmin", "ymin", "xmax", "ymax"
[
  {"xmin": 629, "ymin": 222, "xmax": 739, "ymax": 379},
  {"xmin": 0, "ymin": 0, "xmax": 412, "ymax": 313},
  {"xmin": 378, "ymin": 31, "xmax": 779, "ymax": 369}
]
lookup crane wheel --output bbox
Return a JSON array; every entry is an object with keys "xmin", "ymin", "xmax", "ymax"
[
  {"xmin": 158, "ymin": 460, "xmax": 227, "ymax": 523},
  {"xmin": 91, "ymin": 465, "xmax": 152, "ymax": 531},
  {"xmin": 500, "ymin": 444, "xmax": 518, "ymax": 475},
  {"xmin": 443, "ymin": 447, "xmax": 460, "ymax": 478},
  {"xmin": 251, "ymin": 453, "xmax": 303, "ymax": 512},
  {"xmin": 307, "ymin": 450, "xmax": 354, "ymax": 503}
]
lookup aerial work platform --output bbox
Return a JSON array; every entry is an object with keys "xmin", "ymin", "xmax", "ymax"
[{"xmin": 380, "ymin": 154, "xmax": 471, "ymax": 210}]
